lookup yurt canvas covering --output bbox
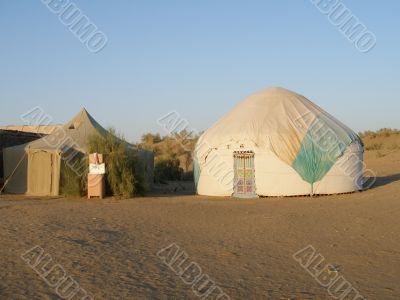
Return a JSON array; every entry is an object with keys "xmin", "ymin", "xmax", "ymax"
[
  {"xmin": 194, "ymin": 87, "xmax": 364, "ymax": 197},
  {"xmin": 3, "ymin": 109, "xmax": 154, "ymax": 195}
]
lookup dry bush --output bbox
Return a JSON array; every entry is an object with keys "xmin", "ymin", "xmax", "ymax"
[
  {"xmin": 365, "ymin": 143, "xmax": 383, "ymax": 151},
  {"xmin": 138, "ymin": 130, "xmax": 199, "ymax": 182},
  {"xmin": 377, "ymin": 128, "xmax": 400, "ymax": 137},
  {"xmin": 360, "ymin": 128, "xmax": 400, "ymax": 139},
  {"xmin": 376, "ymin": 151, "xmax": 386, "ymax": 158},
  {"xmin": 359, "ymin": 130, "xmax": 376, "ymax": 139},
  {"xmin": 389, "ymin": 143, "xmax": 400, "ymax": 150}
]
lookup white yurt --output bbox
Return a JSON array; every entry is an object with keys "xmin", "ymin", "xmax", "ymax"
[{"xmin": 194, "ymin": 87, "xmax": 364, "ymax": 197}]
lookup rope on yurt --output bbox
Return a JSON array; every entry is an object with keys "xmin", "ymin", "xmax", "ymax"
[{"xmin": 0, "ymin": 152, "xmax": 27, "ymax": 196}]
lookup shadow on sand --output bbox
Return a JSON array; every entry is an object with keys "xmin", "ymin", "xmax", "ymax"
[
  {"xmin": 147, "ymin": 181, "xmax": 196, "ymax": 197},
  {"xmin": 368, "ymin": 173, "xmax": 400, "ymax": 190}
]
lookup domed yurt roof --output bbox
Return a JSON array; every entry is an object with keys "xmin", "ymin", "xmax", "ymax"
[{"xmin": 196, "ymin": 87, "xmax": 361, "ymax": 185}]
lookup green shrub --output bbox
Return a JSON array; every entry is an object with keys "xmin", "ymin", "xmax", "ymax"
[
  {"xmin": 59, "ymin": 151, "xmax": 87, "ymax": 196},
  {"xmin": 154, "ymin": 158, "xmax": 183, "ymax": 183},
  {"xmin": 182, "ymin": 171, "xmax": 194, "ymax": 181},
  {"xmin": 87, "ymin": 129, "xmax": 145, "ymax": 198}
]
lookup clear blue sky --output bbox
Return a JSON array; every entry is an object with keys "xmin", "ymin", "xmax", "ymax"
[{"xmin": 1, "ymin": 1, "xmax": 399, "ymax": 142}]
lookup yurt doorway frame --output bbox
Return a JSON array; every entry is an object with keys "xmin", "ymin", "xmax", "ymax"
[{"xmin": 233, "ymin": 151, "xmax": 257, "ymax": 198}]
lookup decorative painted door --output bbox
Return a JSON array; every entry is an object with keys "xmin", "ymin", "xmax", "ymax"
[{"xmin": 233, "ymin": 151, "xmax": 256, "ymax": 197}]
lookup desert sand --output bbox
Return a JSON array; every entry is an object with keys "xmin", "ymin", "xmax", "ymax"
[{"xmin": 0, "ymin": 146, "xmax": 399, "ymax": 299}]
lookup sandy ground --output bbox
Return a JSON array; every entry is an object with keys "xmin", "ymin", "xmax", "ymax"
[{"xmin": 1, "ymin": 150, "xmax": 400, "ymax": 300}]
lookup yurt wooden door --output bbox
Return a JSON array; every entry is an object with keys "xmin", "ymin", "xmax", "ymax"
[{"xmin": 233, "ymin": 151, "xmax": 257, "ymax": 197}]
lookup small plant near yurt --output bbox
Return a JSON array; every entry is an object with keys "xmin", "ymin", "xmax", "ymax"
[{"xmin": 87, "ymin": 128, "xmax": 145, "ymax": 198}]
